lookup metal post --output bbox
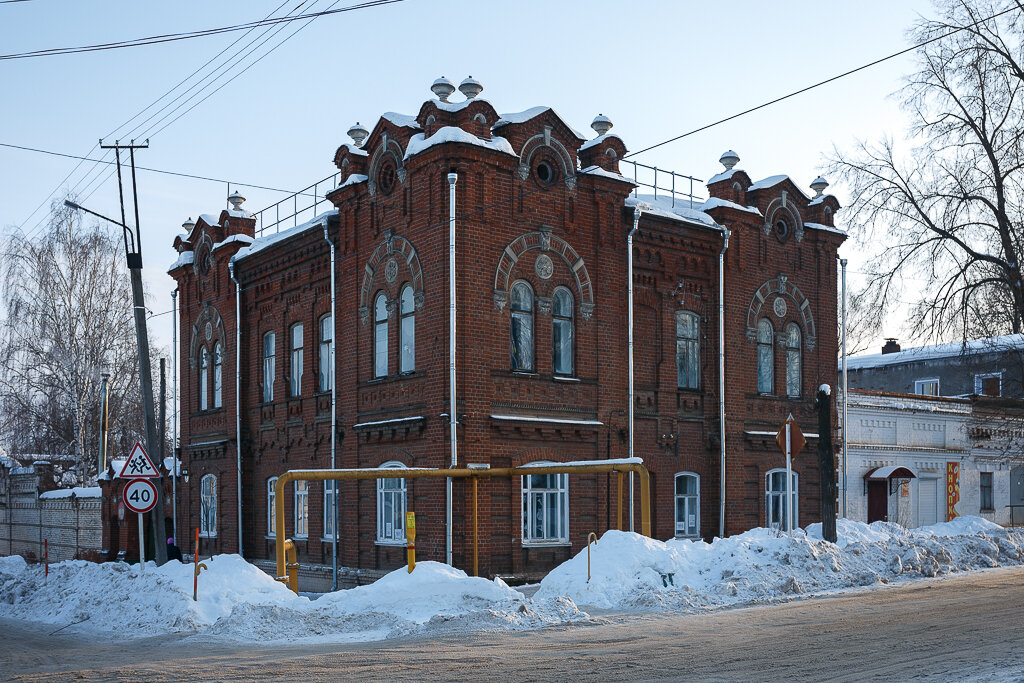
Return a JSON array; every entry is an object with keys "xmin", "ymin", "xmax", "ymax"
[
  {"xmin": 785, "ymin": 420, "xmax": 794, "ymax": 534},
  {"xmin": 322, "ymin": 222, "xmax": 338, "ymax": 590},
  {"xmin": 171, "ymin": 289, "xmax": 178, "ymax": 541},
  {"xmin": 718, "ymin": 229, "xmax": 730, "ymax": 539},
  {"xmin": 447, "ymin": 172, "xmax": 458, "ymax": 566},
  {"xmin": 138, "ymin": 512, "xmax": 145, "ymax": 570},
  {"xmin": 840, "ymin": 257, "xmax": 848, "ymax": 519},
  {"xmin": 99, "ymin": 373, "xmax": 110, "ymax": 474},
  {"xmin": 472, "ymin": 476, "xmax": 478, "ymax": 577},
  {"xmin": 627, "ymin": 209, "xmax": 641, "ymax": 532}
]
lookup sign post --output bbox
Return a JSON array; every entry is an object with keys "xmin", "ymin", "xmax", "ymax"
[
  {"xmin": 119, "ymin": 444, "xmax": 160, "ymax": 570},
  {"xmin": 775, "ymin": 413, "xmax": 806, "ymax": 534}
]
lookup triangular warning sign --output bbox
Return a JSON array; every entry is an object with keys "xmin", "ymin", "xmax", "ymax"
[{"xmin": 118, "ymin": 442, "xmax": 160, "ymax": 478}]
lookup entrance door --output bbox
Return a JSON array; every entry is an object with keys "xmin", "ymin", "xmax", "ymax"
[
  {"xmin": 919, "ymin": 477, "xmax": 938, "ymax": 527},
  {"xmin": 867, "ymin": 480, "xmax": 888, "ymax": 523}
]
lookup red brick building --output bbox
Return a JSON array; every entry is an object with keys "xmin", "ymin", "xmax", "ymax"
[{"xmin": 167, "ymin": 78, "xmax": 845, "ymax": 581}]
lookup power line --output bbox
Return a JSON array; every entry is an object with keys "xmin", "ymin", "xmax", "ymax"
[{"xmin": 0, "ymin": 0, "xmax": 405, "ymax": 60}]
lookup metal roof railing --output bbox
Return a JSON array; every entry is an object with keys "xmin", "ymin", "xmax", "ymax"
[
  {"xmin": 253, "ymin": 172, "xmax": 340, "ymax": 236},
  {"xmin": 620, "ymin": 159, "xmax": 703, "ymax": 208}
]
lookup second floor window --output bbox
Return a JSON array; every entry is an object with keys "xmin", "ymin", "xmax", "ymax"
[
  {"xmin": 213, "ymin": 342, "xmax": 223, "ymax": 408},
  {"xmin": 374, "ymin": 292, "xmax": 388, "ymax": 378},
  {"xmin": 510, "ymin": 281, "xmax": 534, "ymax": 372},
  {"xmin": 319, "ymin": 314, "xmax": 333, "ymax": 392},
  {"xmin": 552, "ymin": 287, "xmax": 574, "ymax": 375},
  {"xmin": 199, "ymin": 347, "xmax": 210, "ymax": 411},
  {"xmin": 400, "ymin": 285, "xmax": 415, "ymax": 373},
  {"xmin": 785, "ymin": 323, "xmax": 801, "ymax": 398},
  {"xmin": 262, "ymin": 332, "xmax": 275, "ymax": 403},
  {"xmin": 676, "ymin": 311, "xmax": 699, "ymax": 389},
  {"xmin": 290, "ymin": 323, "xmax": 303, "ymax": 397},
  {"xmin": 757, "ymin": 319, "xmax": 774, "ymax": 394}
]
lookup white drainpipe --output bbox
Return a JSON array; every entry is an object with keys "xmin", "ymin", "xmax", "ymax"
[
  {"xmin": 718, "ymin": 228, "xmax": 730, "ymax": 539},
  {"xmin": 839, "ymin": 256, "xmax": 848, "ymax": 519},
  {"xmin": 323, "ymin": 222, "xmax": 338, "ymax": 589},
  {"xmin": 447, "ymin": 172, "xmax": 458, "ymax": 566},
  {"xmin": 228, "ymin": 262, "xmax": 243, "ymax": 557},
  {"xmin": 171, "ymin": 288, "xmax": 178, "ymax": 542},
  {"xmin": 627, "ymin": 208, "xmax": 641, "ymax": 532}
]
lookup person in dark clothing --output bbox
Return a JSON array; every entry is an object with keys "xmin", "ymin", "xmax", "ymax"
[{"xmin": 166, "ymin": 537, "xmax": 184, "ymax": 563}]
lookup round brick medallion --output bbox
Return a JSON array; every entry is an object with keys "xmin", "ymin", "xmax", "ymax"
[
  {"xmin": 773, "ymin": 296, "xmax": 788, "ymax": 318},
  {"xmin": 535, "ymin": 254, "xmax": 554, "ymax": 280}
]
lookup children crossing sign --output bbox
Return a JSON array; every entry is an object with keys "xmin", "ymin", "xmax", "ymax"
[{"xmin": 118, "ymin": 442, "xmax": 160, "ymax": 478}]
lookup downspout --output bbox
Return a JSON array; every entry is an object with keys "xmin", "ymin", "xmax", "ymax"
[
  {"xmin": 447, "ymin": 171, "xmax": 458, "ymax": 566},
  {"xmin": 322, "ymin": 222, "xmax": 338, "ymax": 590},
  {"xmin": 627, "ymin": 208, "xmax": 641, "ymax": 532},
  {"xmin": 839, "ymin": 256, "xmax": 848, "ymax": 519},
  {"xmin": 228, "ymin": 262, "xmax": 243, "ymax": 558},
  {"xmin": 718, "ymin": 228, "xmax": 730, "ymax": 539},
  {"xmin": 171, "ymin": 289, "xmax": 178, "ymax": 542}
]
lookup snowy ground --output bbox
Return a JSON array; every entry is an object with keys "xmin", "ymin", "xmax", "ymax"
[{"xmin": 0, "ymin": 517, "xmax": 1021, "ymax": 644}]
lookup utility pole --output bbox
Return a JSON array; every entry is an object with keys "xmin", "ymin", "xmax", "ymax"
[
  {"xmin": 817, "ymin": 386, "xmax": 838, "ymax": 543},
  {"xmin": 70, "ymin": 138, "xmax": 167, "ymax": 565}
]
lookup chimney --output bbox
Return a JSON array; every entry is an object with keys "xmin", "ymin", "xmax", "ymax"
[{"xmin": 881, "ymin": 338, "xmax": 901, "ymax": 354}]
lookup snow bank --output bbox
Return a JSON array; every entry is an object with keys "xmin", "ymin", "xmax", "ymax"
[
  {"xmin": 537, "ymin": 518, "xmax": 1024, "ymax": 611},
  {"xmin": 0, "ymin": 557, "xmax": 583, "ymax": 643}
]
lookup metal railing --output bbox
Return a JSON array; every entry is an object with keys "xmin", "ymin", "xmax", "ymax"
[
  {"xmin": 620, "ymin": 159, "xmax": 703, "ymax": 208},
  {"xmin": 253, "ymin": 172, "xmax": 341, "ymax": 236}
]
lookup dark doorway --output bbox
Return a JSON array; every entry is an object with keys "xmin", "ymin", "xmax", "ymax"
[{"xmin": 867, "ymin": 480, "xmax": 888, "ymax": 523}]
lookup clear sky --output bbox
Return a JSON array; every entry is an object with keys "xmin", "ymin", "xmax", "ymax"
[{"xmin": 0, "ymin": 0, "xmax": 934, "ymax": 356}]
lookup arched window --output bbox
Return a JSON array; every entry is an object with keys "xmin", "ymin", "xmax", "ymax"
[
  {"xmin": 510, "ymin": 281, "xmax": 534, "ymax": 372},
  {"xmin": 552, "ymin": 287, "xmax": 574, "ymax": 376},
  {"xmin": 267, "ymin": 477, "xmax": 277, "ymax": 537},
  {"xmin": 199, "ymin": 347, "xmax": 210, "ymax": 411},
  {"xmin": 199, "ymin": 474, "xmax": 216, "ymax": 537},
  {"xmin": 521, "ymin": 464, "xmax": 569, "ymax": 544},
  {"xmin": 676, "ymin": 311, "xmax": 700, "ymax": 389},
  {"xmin": 262, "ymin": 331, "xmax": 275, "ymax": 403},
  {"xmin": 374, "ymin": 292, "xmax": 388, "ymax": 378},
  {"xmin": 377, "ymin": 462, "xmax": 407, "ymax": 543},
  {"xmin": 213, "ymin": 342, "xmax": 223, "ymax": 408},
  {"xmin": 674, "ymin": 472, "xmax": 700, "ymax": 538},
  {"xmin": 294, "ymin": 479, "xmax": 308, "ymax": 538},
  {"xmin": 785, "ymin": 322, "xmax": 802, "ymax": 397},
  {"xmin": 766, "ymin": 468, "xmax": 798, "ymax": 531},
  {"xmin": 400, "ymin": 284, "xmax": 415, "ymax": 374},
  {"xmin": 319, "ymin": 314, "xmax": 333, "ymax": 392},
  {"xmin": 757, "ymin": 319, "xmax": 774, "ymax": 394},
  {"xmin": 289, "ymin": 323, "xmax": 303, "ymax": 397}
]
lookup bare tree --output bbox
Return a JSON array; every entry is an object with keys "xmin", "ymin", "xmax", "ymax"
[
  {"xmin": 0, "ymin": 200, "xmax": 154, "ymax": 486},
  {"xmin": 831, "ymin": 0, "xmax": 1024, "ymax": 344}
]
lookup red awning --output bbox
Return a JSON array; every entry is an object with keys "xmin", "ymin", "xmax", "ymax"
[{"xmin": 864, "ymin": 465, "xmax": 917, "ymax": 481}]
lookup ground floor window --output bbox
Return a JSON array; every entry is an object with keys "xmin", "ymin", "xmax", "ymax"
[
  {"xmin": 267, "ymin": 477, "xmax": 277, "ymax": 537},
  {"xmin": 377, "ymin": 462, "xmax": 407, "ymax": 544},
  {"xmin": 294, "ymin": 480, "xmax": 308, "ymax": 538},
  {"xmin": 674, "ymin": 472, "xmax": 700, "ymax": 538},
  {"xmin": 521, "ymin": 468, "xmax": 569, "ymax": 544},
  {"xmin": 324, "ymin": 481, "xmax": 337, "ymax": 540},
  {"xmin": 980, "ymin": 472, "xmax": 994, "ymax": 511},
  {"xmin": 766, "ymin": 468, "xmax": 798, "ymax": 531}
]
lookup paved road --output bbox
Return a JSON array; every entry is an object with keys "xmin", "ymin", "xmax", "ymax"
[{"xmin": 2, "ymin": 567, "xmax": 1024, "ymax": 681}]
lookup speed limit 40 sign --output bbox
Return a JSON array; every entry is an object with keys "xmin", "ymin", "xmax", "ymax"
[{"xmin": 123, "ymin": 479, "xmax": 158, "ymax": 514}]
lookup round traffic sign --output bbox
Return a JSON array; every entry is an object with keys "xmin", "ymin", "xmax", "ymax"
[{"xmin": 122, "ymin": 479, "xmax": 158, "ymax": 514}]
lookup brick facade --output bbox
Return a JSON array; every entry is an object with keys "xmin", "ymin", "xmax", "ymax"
[{"xmin": 168, "ymin": 84, "xmax": 845, "ymax": 579}]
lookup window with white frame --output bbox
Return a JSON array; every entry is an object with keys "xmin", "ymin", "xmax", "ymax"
[
  {"xmin": 199, "ymin": 346, "xmax": 210, "ymax": 411},
  {"xmin": 376, "ymin": 462, "xmax": 406, "ymax": 543},
  {"xmin": 290, "ymin": 323, "xmax": 303, "ymax": 397},
  {"xmin": 262, "ymin": 331, "xmax": 275, "ymax": 403},
  {"xmin": 915, "ymin": 378, "xmax": 940, "ymax": 396},
  {"xmin": 765, "ymin": 468, "xmax": 798, "ymax": 531},
  {"xmin": 975, "ymin": 372, "xmax": 1002, "ymax": 397},
  {"xmin": 267, "ymin": 477, "xmax": 277, "ymax": 537},
  {"xmin": 674, "ymin": 472, "xmax": 700, "ymax": 537},
  {"xmin": 319, "ymin": 314, "xmax": 333, "ymax": 392},
  {"xmin": 552, "ymin": 287, "xmax": 574, "ymax": 375},
  {"xmin": 757, "ymin": 319, "xmax": 774, "ymax": 394},
  {"xmin": 785, "ymin": 322, "xmax": 801, "ymax": 398},
  {"xmin": 374, "ymin": 292, "xmax": 388, "ymax": 378},
  {"xmin": 323, "ymin": 481, "xmax": 337, "ymax": 540},
  {"xmin": 676, "ymin": 311, "xmax": 700, "ymax": 389},
  {"xmin": 199, "ymin": 474, "xmax": 216, "ymax": 537},
  {"xmin": 400, "ymin": 284, "xmax": 415, "ymax": 374},
  {"xmin": 294, "ymin": 479, "xmax": 308, "ymax": 538},
  {"xmin": 521, "ymin": 468, "xmax": 569, "ymax": 544},
  {"xmin": 213, "ymin": 341, "xmax": 223, "ymax": 408},
  {"xmin": 510, "ymin": 281, "xmax": 535, "ymax": 372}
]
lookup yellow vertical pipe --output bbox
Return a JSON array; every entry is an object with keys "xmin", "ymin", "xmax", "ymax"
[
  {"xmin": 639, "ymin": 466, "xmax": 651, "ymax": 537},
  {"xmin": 472, "ymin": 476, "xmax": 478, "ymax": 577},
  {"xmin": 274, "ymin": 474, "xmax": 290, "ymax": 585},
  {"xmin": 617, "ymin": 472, "xmax": 623, "ymax": 531}
]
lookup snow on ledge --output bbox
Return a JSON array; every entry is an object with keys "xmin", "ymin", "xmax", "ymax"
[
  {"xmin": 518, "ymin": 457, "xmax": 642, "ymax": 468},
  {"xmin": 231, "ymin": 210, "xmax": 338, "ymax": 263},
  {"xmin": 405, "ymin": 126, "xmax": 515, "ymax": 160},
  {"xmin": 579, "ymin": 165, "xmax": 635, "ymax": 184},
  {"xmin": 707, "ymin": 168, "xmax": 742, "ymax": 184},
  {"xmin": 167, "ymin": 251, "xmax": 194, "ymax": 273},
  {"xmin": 380, "ymin": 111, "xmax": 421, "ymax": 129},
  {"xmin": 39, "ymin": 486, "xmax": 101, "ymax": 499},
  {"xmin": 804, "ymin": 221, "xmax": 847, "ymax": 236},
  {"xmin": 747, "ymin": 174, "xmax": 789, "ymax": 191},
  {"xmin": 353, "ymin": 416, "xmax": 424, "ymax": 428},
  {"xmin": 625, "ymin": 195, "xmax": 723, "ymax": 231},
  {"xmin": 212, "ymin": 234, "xmax": 255, "ymax": 251},
  {"xmin": 744, "ymin": 430, "xmax": 820, "ymax": 438},
  {"xmin": 700, "ymin": 197, "xmax": 761, "ymax": 216},
  {"xmin": 337, "ymin": 173, "xmax": 368, "ymax": 190},
  {"xmin": 490, "ymin": 414, "xmax": 604, "ymax": 426},
  {"xmin": 579, "ymin": 132, "xmax": 624, "ymax": 152}
]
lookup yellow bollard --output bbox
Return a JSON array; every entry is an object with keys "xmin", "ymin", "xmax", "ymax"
[
  {"xmin": 406, "ymin": 511, "xmax": 416, "ymax": 573},
  {"xmin": 284, "ymin": 540, "xmax": 298, "ymax": 594}
]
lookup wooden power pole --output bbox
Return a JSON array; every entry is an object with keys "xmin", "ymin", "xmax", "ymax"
[{"xmin": 817, "ymin": 386, "xmax": 838, "ymax": 543}]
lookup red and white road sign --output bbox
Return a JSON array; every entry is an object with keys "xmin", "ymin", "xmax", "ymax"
[
  {"xmin": 775, "ymin": 414, "xmax": 807, "ymax": 458},
  {"xmin": 122, "ymin": 479, "xmax": 158, "ymax": 514},
  {"xmin": 118, "ymin": 442, "xmax": 160, "ymax": 478}
]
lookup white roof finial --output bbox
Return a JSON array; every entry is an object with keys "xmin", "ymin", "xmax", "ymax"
[
  {"xmin": 347, "ymin": 122, "xmax": 369, "ymax": 148},
  {"xmin": 810, "ymin": 176, "xmax": 829, "ymax": 197},
  {"xmin": 227, "ymin": 191, "xmax": 245, "ymax": 211},
  {"xmin": 459, "ymin": 76, "xmax": 483, "ymax": 99},
  {"xmin": 591, "ymin": 114, "xmax": 613, "ymax": 136},
  {"xmin": 719, "ymin": 150, "xmax": 740, "ymax": 171},
  {"xmin": 431, "ymin": 76, "xmax": 456, "ymax": 102}
]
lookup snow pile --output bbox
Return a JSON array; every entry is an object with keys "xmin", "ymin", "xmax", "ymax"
[
  {"xmin": 537, "ymin": 518, "xmax": 1024, "ymax": 611},
  {"xmin": 0, "ymin": 557, "xmax": 583, "ymax": 643}
]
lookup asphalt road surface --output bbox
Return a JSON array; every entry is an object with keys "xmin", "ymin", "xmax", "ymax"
[{"xmin": 2, "ymin": 566, "xmax": 1023, "ymax": 681}]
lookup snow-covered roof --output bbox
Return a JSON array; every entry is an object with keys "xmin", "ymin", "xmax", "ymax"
[
  {"xmin": 39, "ymin": 486, "xmax": 101, "ymax": 499},
  {"xmin": 625, "ymin": 194, "xmax": 723, "ymax": 231},
  {"xmin": 493, "ymin": 106, "xmax": 587, "ymax": 140},
  {"xmin": 167, "ymin": 251, "xmax": 194, "ymax": 274},
  {"xmin": 700, "ymin": 197, "xmax": 761, "ymax": 216},
  {"xmin": 808, "ymin": 194, "xmax": 835, "ymax": 206},
  {"xmin": 198, "ymin": 213, "xmax": 220, "ymax": 227},
  {"xmin": 212, "ymin": 234, "xmax": 255, "ymax": 251},
  {"xmin": 434, "ymin": 96, "xmax": 495, "ymax": 114},
  {"xmin": 747, "ymin": 174, "xmax": 789, "ymax": 191},
  {"xmin": 846, "ymin": 334, "xmax": 1024, "ymax": 370},
  {"xmin": 163, "ymin": 457, "xmax": 181, "ymax": 476},
  {"xmin": 404, "ymin": 126, "xmax": 515, "ymax": 161},
  {"xmin": 380, "ymin": 111, "xmax": 422, "ymax": 129},
  {"xmin": 336, "ymin": 173, "xmax": 368, "ymax": 190},
  {"xmin": 232, "ymin": 210, "xmax": 338, "ymax": 263},
  {"xmin": 804, "ymin": 221, "xmax": 847, "ymax": 236},
  {"xmin": 338, "ymin": 142, "xmax": 368, "ymax": 157},
  {"xmin": 707, "ymin": 168, "xmax": 743, "ymax": 184},
  {"xmin": 579, "ymin": 133, "xmax": 624, "ymax": 152},
  {"xmin": 226, "ymin": 208, "xmax": 254, "ymax": 219},
  {"xmin": 579, "ymin": 165, "xmax": 635, "ymax": 185},
  {"xmin": 98, "ymin": 458, "xmax": 127, "ymax": 481}
]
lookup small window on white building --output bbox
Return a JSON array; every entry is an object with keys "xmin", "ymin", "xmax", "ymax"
[
  {"xmin": 199, "ymin": 474, "xmax": 216, "ymax": 537},
  {"xmin": 915, "ymin": 378, "xmax": 940, "ymax": 396},
  {"xmin": 521, "ymin": 467, "xmax": 569, "ymax": 544},
  {"xmin": 674, "ymin": 472, "xmax": 700, "ymax": 538},
  {"xmin": 376, "ymin": 462, "xmax": 407, "ymax": 544},
  {"xmin": 766, "ymin": 468, "xmax": 798, "ymax": 531},
  {"xmin": 294, "ymin": 480, "xmax": 308, "ymax": 538}
]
